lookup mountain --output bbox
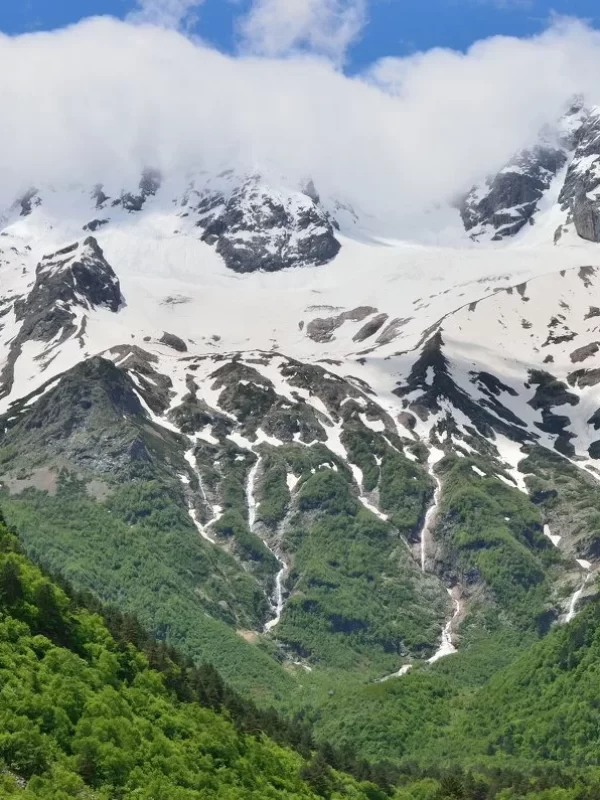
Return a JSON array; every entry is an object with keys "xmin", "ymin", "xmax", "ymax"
[{"xmin": 3, "ymin": 100, "xmax": 600, "ymax": 794}]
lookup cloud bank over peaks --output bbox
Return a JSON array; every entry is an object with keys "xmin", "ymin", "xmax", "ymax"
[{"xmin": 1, "ymin": 16, "xmax": 600, "ymax": 235}]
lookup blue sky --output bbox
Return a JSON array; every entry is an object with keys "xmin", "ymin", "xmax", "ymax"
[{"xmin": 1, "ymin": 0, "xmax": 600, "ymax": 71}]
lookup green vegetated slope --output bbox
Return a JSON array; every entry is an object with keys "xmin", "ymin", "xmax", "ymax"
[
  {"xmin": 521, "ymin": 445, "xmax": 600, "ymax": 559},
  {"xmin": 0, "ymin": 358, "xmax": 295, "ymax": 701},
  {"xmin": 0, "ymin": 476, "xmax": 295, "ymax": 701},
  {"xmin": 256, "ymin": 442, "xmax": 448, "ymax": 675},
  {"xmin": 0, "ymin": 356, "xmax": 581, "ymax": 701},
  {"xmin": 305, "ymin": 451, "xmax": 582, "ymax": 764},
  {"xmin": 0, "ymin": 522, "xmax": 389, "ymax": 799},
  {"xmin": 3, "ymin": 512, "xmax": 600, "ymax": 800},
  {"xmin": 303, "ymin": 596, "xmax": 600, "ymax": 799},
  {"xmin": 444, "ymin": 599, "xmax": 600, "ymax": 768},
  {"xmin": 436, "ymin": 454, "xmax": 564, "ymax": 633},
  {"xmin": 5, "ymin": 354, "xmax": 600, "ymax": 800},
  {"xmin": 0, "ymin": 355, "xmax": 454, "ymax": 695}
]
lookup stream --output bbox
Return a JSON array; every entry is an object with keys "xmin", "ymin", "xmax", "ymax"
[
  {"xmin": 542, "ymin": 525, "xmax": 592, "ymax": 624},
  {"xmin": 565, "ymin": 561, "xmax": 592, "ymax": 623},
  {"xmin": 378, "ymin": 453, "xmax": 461, "ymax": 681},
  {"xmin": 421, "ymin": 473, "xmax": 442, "ymax": 572},
  {"xmin": 246, "ymin": 458, "xmax": 288, "ymax": 633},
  {"xmin": 183, "ymin": 446, "xmax": 218, "ymax": 544},
  {"xmin": 428, "ymin": 589, "xmax": 460, "ymax": 663}
]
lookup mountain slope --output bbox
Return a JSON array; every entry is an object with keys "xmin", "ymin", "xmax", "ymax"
[
  {"xmin": 4, "ymin": 103, "xmax": 600, "ymax": 756},
  {"xmin": 1, "ymin": 165, "xmax": 600, "ymax": 690},
  {"xmin": 0, "ymin": 522, "xmax": 388, "ymax": 799}
]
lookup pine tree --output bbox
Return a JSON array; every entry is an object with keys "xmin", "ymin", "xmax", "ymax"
[
  {"xmin": 300, "ymin": 753, "xmax": 334, "ymax": 799},
  {"xmin": 0, "ymin": 557, "xmax": 23, "ymax": 604}
]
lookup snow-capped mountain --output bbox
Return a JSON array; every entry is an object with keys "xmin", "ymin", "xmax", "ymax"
[
  {"xmin": 460, "ymin": 100, "xmax": 600, "ymax": 246},
  {"xmin": 4, "ymin": 106, "xmax": 600, "ymax": 678}
]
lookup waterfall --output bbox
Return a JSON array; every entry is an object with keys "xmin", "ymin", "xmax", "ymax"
[
  {"xmin": 565, "ymin": 561, "xmax": 592, "ymax": 623},
  {"xmin": 245, "ymin": 456, "xmax": 288, "ymax": 633},
  {"xmin": 421, "ymin": 474, "xmax": 442, "ymax": 572},
  {"xmin": 428, "ymin": 589, "xmax": 460, "ymax": 663}
]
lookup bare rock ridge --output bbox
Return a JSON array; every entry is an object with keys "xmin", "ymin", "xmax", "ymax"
[
  {"xmin": 21, "ymin": 237, "xmax": 121, "ymax": 316},
  {"xmin": 0, "ymin": 357, "xmax": 161, "ymax": 477},
  {"xmin": 99, "ymin": 168, "xmax": 162, "ymax": 213},
  {"xmin": 159, "ymin": 332, "xmax": 188, "ymax": 353},
  {"xmin": 306, "ymin": 307, "xmax": 377, "ymax": 343}
]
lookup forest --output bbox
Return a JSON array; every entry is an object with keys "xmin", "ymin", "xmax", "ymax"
[{"xmin": 1, "ymin": 504, "xmax": 600, "ymax": 799}]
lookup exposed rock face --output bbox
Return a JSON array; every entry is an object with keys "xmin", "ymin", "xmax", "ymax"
[
  {"xmin": 110, "ymin": 168, "xmax": 162, "ymax": 213},
  {"xmin": 0, "ymin": 357, "xmax": 178, "ymax": 477},
  {"xmin": 15, "ymin": 236, "xmax": 121, "ymax": 339},
  {"xmin": 459, "ymin": 99, "xmax": 597, "ymax": 242},
  {"xmin": 353, "ymin": 313, "xmax": 389, "ymax": 343},
  {"xmin": 188, "ymin": 175, "xmax": 340, "ymax": 273},
  {"xmin": 461, "ymin": 146, "xmax": 568, "ymax": 240},
  {"xmin": 376, "ymin": 317, "xmax": 413, "ymax": 345},
  {"xmin": 83, "ymin": 219, "xmax": 109, "ymax": 232},
  {"xmin": 168, "ymin": 392, "xmax": 233, "ymax": 437},
  {"xmin": 567, "ymin": 368, "xmax": 600, "ymax": 389},
  {"xmin": 0, "ymin": 237, "xmax": 122, "ymax": 398},
  {"xmin": 572, "ymin": 196, "xmax": 600, "ymax": 242},
  {"xmin": 105, "ymin": 345, "xmax": 174, "ymax": 414},
  {"xmin": 558, "ymin": 109, "xmax": 600, "ymax": 242},
  {"xmin": 395, "ymin": 331, "xmax": 530, "ymax": 442},
  {"xmin": 16, "ymin": 188, "xmax": 40, "ymax": 217},
  {"xmin": 528, "ymin": 370, "xmax": 580, "ymax": 456}
]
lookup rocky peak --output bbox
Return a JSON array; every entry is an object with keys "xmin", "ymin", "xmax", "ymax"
[
  {"xmin": 185, "ymin": 173, "xmax": 341, "ymax": 273},
  {"xmin": 0, "ymin": 238, "xmax": 123, "ymax": 400},
  {"xmin": 15, "ymin": 188, "xmax": 41, "ymax": 218},
  {"xmin": 27, "ymin": 236, "xmax": 122, "ymax": 319},
  {"xmin": 557, "ymin": 107, "xmax": 600, "ymax": 242},
  {"xmin": 395, "ymin": 330, "xmax": 532, "ymax": 443},
  {"xmin": 0, "ymin": 356, "xmax": 184, "ymax": 478},
  {"xmin": 460, "ymin": 100, "xmax": 592, "ymax": 242},
  {"xmin": 2, "ymin": 357, "xmax": 143, "ymax": 439},
  {"xmin": 93, "ymin": 168, "xmax": 162, "ymax": 213},
  {"xmin": 461, "ymin": 145, "xmax": 569, "ymax": 241}
]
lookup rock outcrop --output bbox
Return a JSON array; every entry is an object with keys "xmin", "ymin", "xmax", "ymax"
[{"xmin": 188, "ymin": 175, "xmax": 340, "ymax": 273}]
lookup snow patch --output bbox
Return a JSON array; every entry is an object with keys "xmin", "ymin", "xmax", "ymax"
[
  {"xmin": 359, "ymin": 413, "xmax": 386, "ymax": 432},
  {"xmin": 543, "ymin": 524, "xmax": 561, "ymax": 548}
]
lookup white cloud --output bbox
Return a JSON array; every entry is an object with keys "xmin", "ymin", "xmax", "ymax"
[
  {"xmin": 1, "ymin": 16, "xmax": 600, "ymax": 235},
  {"xmin": 128, "ymin": 0, "xmax": 204, "ymax": 29},
  {"xmin": 238, "ymin": 0, "xmax": 366, "ymax": 63}
]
